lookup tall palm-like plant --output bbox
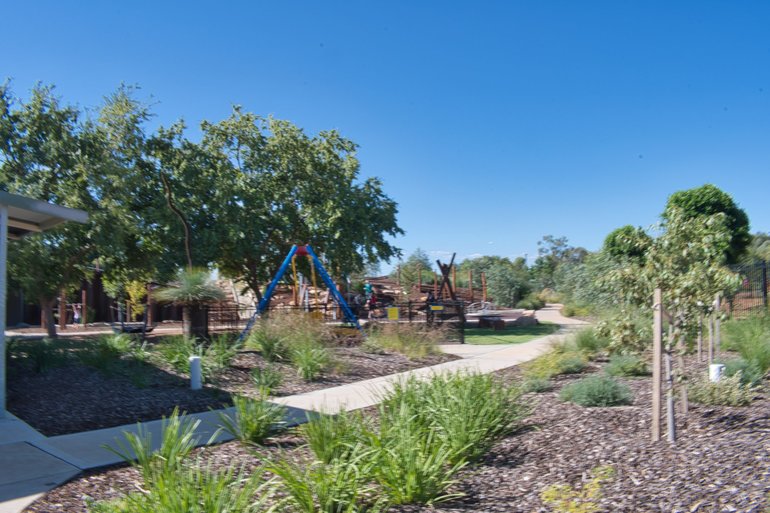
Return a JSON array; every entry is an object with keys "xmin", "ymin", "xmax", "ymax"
[{"xmin": 154, "ymin": 268, "xmax": 225, "ymax": 340}]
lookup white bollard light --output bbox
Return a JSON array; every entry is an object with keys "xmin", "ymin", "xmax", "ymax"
[
  {"xmin": 709, "ymin": 363, "xmax": 725, "ymax": 383},
  {"xmin": 189, "ymin": 356, "xmax": 202, "ymax": 390}
]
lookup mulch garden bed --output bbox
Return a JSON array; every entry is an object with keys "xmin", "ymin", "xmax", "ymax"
[
  {"xmin": 22, "ymin": 353, "xmax": 770, "ymax": 513},
  {"xmin": 7, "ymin": 339, "xmax": 457, "ymax": 437}
]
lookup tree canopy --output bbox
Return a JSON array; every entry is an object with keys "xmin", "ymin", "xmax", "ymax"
[
  {"xmin": 663, "ymin": 184, "xmax": 750, "ymax": 264},
  {"xmin": 1, "ymin": 83, "xmax": 404, "ymax": 331}
]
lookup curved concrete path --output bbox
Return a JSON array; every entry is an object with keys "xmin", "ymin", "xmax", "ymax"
[{"xmin": 0, "ymin": 304, "xmax": 583, "ymax": 513}]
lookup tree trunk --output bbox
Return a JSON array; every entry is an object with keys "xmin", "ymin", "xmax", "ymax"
[
  {"xmin": 665, "ymin": 325, "xmax": 676, "ymax": 444},
  {"xmin": 182, "ymin": 304, "xmax": 209, "ymax": 341},
  {"xmin": 40, "ymin": 298, "xmax": 57, "ymax": 338}
]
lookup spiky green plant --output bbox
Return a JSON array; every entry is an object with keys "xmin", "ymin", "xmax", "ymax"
[
  {"xmin": 291, "ymin": 343, "xmax": 331, "ymax": 381},
  {"xmin": 217, "ymin": 394, "xmax": 287, "ymax": 445},
  {"xmin": 301, "ymin": 410, "xmax": 372, "ymax": 464},
  {"xmin": 268, "ymin": 454, "xmax": 381, "ymax": 513},
  {"xmin": 154, "ymin": 268, "xmax": 225, "ymax": 340}
]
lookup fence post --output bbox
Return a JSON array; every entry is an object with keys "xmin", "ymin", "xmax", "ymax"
[
  {"xmin": 652, "ymin": 288, "xmax": 662, "ymax": 442},
  {"xmin": 715, "ymin": 293, "xmax": 721, "ymax": 355},
  {"xmin": 763, "ymin": 261, "xmax": 768, "ymax": 309}
]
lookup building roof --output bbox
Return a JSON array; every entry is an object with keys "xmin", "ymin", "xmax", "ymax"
[{"xmin": 0, "ymin": 191, "xmax": 89, "ymax": 239}]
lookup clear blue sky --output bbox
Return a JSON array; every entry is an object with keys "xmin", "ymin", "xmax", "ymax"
[{"xmin": 3, "ymin": 1, "xmax": 770, "ymax": 272}]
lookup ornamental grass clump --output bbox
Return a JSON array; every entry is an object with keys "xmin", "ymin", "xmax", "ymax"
[
  {"xmin": 560, "ymin": 375, "xmax": 633, "ymax": 407},
  {"xmin": 290, "ymin": 342, "xmax": 331, "ymax": 381},
  {"xmin": 157, "ymin": 335, "xmax": 203, "ymax": 374},
  {"xmin": 383, "ymin": 372, "xmax": 527, "ymax": 463},
  {"xmin": 720, "ymin": 357, "xmax": 764, "ymax": 386},
  {"xmin": 217, "ymin": 394, "xmax": 287, "ymax": 445},
  {"xmin": 366, "ymin": 323, "xmax": 443, "ymax": 359},
  {"xmin": 723, "ymin": 314, "xmax": 770, "ymax": 374},
  {"xmin": 523, "ymin": 377, "xmax": 553, "ymax": 393},
  {"xmin": 373, "ymin": 399, "xmax": 466, "ymax": 506},
  {"xmin": 95, "ymin": 410, "xmax": 273, "ymax": 513},
  {"xmin": 573, "ymin": 328, "xmax": 610, "ymax": 357},
  {"xmin": 267, "ymin": 453, "xmax": 381, "ymax": 513},
  {"xmin": 688, "ymin": 373, "xmax": 756, "ymax": 406},
  {"xmin": 250, "ymin": 365, "xmax": 283, "ymax": 393},
  {"xmin": 524, "ymin": 344, "xmax": 588, "ymax": 379},
  {"xmin": 301, "ymin": 410, "xmax": 372, "ymax": 464},
  {"xmin": 604, "ymin": 354, "xmax": 650, "ymax": 377}
]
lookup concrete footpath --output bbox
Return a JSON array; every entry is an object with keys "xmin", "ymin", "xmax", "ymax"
[{"xmin": 0, "ymin": 305, "xmax": 585, "ymax": 513}]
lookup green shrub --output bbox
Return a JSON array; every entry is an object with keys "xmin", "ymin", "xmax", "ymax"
[
  {"xmin": 381, "ymin": 372, "xmax": 527, "ymax": 464},
  {"xmin": 246, "ymin": 328, "xmax": 288, "ymax": 363},
  {"xmin": 373, "ymin": 402, "xmax": 466, "ymax": 505},
  {"xmin": 523, "ymin": 377, "xmax": 552, "ymax": 393},
  {"xmin": 516, "ymin": 293, "xmax": 546, "ymax": 310},
  {"xmin": 541, "ymin": 465, "xmax": 615, "ymax": 513},
  {"xmin": 301, "ymin": 410, "xmax": 372, "ymax": 464},
  {"xmin": 573, "ymin": 328, "xmax": 609, "ymax": 356},
  {"xmin": 366, "ymin": 323, "xmax": 443, "ymax": 359},
  {"xmin": 560, "ymin": 376, "xmax": 633, "ymax": 407},
  {"xmin": 561, "ymin": 303, "xmax": 592, "ymax": 318},
  {"xmin": 90, "ymin": 463, "xmax": 272, "ymax": 513},
  {"xmin": 79, "ymin": 334, "xmax": 136, "ymax": 374},
  {"xmin": 688, "ymin": 374, "xmax": 756, "ymax": 406},
  {"xmin": 291, "ymin": 343, "xmax": 331, "ymax": 381},
  {"xmin": 157, "ymin": 336, "xmax": 203, "ymax": 374},
  {"xmin": 108, "ymin": 408, "xmax": 199, "ymax": 483},
  {"xmin": 604, "ymin": 354, "xmax": 649, "ymax": 377},
  {"xmin": 250, "ymin": 366, "xmax": 283, "ymax": 393},
  {"xmin": 217, "ymin": 394, "xmax": 287, "ymax": 445},
  {"xmin": 721, "ymin": 358, "xmax": 764, "ymax": 386},
  {"xmin": 268, "ymin": 454, "xmax": 381, "ymax": 513},
  {"xmin": 206, "ymin": 335, "xmax": 240, "ymax": 371},
  {"xmin": 596, "ymin": 308, "xmax": 652, "ymax": 355},
  {"xmin": 246, "ymin": 311, "xmax": 334, "ymax": 363},
  {"xmin": 97, "ymin": 410, "xmax": 272, "ymax": 512},
  {"xmin": 524, "ymin": 348, "xmax": 588, "ymax": 379},
  {"xmin": 20, "ymin": 338, "xmax": 67, "ymax": 373},
  {"xmin": 722, "ymin": 315, "xmax": 770, "ymax": 373}
]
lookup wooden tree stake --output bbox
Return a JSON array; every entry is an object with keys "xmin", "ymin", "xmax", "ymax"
[
  {"xmin": 665, "ymin": 324, "xmax": 677, "ymax": 444},
  {"xmin": 697, "ymin": 312, "xmax": 703, "ymax": 362},
  {"xmin": 652, "ymin": 288, "xmax": 662, "ymax": 442},
  {"xmin": 715, "ymin": 293, "xmax": 721, "ymax": 356}
]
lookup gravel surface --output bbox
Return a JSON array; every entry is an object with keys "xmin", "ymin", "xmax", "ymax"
[
  {"xmin": 7, "ymin": 342, "xmax": 456, "ymax": 436},
  {"xmin": 22, "ymin": 355, "xmax": 770, "ymax": 513}
]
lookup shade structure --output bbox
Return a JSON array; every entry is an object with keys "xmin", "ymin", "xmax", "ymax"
[{"xmin": 0, "ymin": 191, "xmax": 88, "ymax": 417}]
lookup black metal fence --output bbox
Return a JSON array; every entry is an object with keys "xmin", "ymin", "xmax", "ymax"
[
  {"xmin": 205, "ymin": 300, "xmax": 466, "ymax": 343},
  {"xmin": 727, "ymin": 261, "xmax": 769, "ymax": 317}
]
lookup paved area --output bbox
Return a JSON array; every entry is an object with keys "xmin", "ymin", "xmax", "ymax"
[{"xmin": 0, "ymin": 304, "xmax": 582, "ymax": 513}]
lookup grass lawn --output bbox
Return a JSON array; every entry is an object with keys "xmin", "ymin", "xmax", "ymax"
[{"xmin": 465, "ymin": 322, "xmax": 559, "ymax": 345}]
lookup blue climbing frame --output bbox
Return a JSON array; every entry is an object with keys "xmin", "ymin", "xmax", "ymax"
[{"xmin": 237, "ymin": 244, "xmax": 364, "ymax": 343}]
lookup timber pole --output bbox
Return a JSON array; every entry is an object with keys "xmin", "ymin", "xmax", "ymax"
[{"xmin": 652, "ymin": 288, "xmax": 662, "ymax": 442}]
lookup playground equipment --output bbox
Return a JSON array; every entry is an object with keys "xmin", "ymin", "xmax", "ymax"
[{"xmin": 237, "ymin": 245, "xmax": 363, "ymax": 343}]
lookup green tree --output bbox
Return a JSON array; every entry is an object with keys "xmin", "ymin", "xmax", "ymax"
[
  {"xmin": 743, "ymin": 232, "xmax": 770, "ymax": 263},
  {"xmin": 2, "ymin": 84, "xmax": 100, "ymax": 336},
  {"xmin": 1, "ymin": 84, "xmax": 166, "ymax": 335},
  {"xmin": 663, "ymin": 184, "xmax": 750, "ymax": 264},
  {"xmin": 458, "ymin": 255, "xmax": 532, "ymax": 307},
  {"xmin": 196, "ymin": 108, "xmax": 403, "ymax": 299},
  {"xmin": 392, "ymin": 248, "xmax": 433, "ymax": 293},
  {"xmin": 603, "ymin": 225, "xmax": 652, "ymax": 262},
  {"xmin": 531, "ymin": 235, "xmax": 587, "ymax": 289}
]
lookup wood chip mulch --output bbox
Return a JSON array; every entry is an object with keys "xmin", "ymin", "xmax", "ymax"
[
  {"xmin": 22, "ymin": 355, "xmax": 770, "ymax": 513},
  {"xmin": 7, "ymin": 345, "xmax": 456, "ymax": 436}
]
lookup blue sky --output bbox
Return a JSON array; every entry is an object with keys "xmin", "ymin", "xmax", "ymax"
[{"xmin": 3, "ymin": 1, "xmax": 770, "ymax": 272}]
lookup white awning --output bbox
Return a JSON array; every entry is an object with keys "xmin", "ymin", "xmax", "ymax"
[
  {"xmin": 0, "ymin": 191, "xmax": 89, "ymax": 240},
  {"xmin": 1, "ymin": 191, "xmax": 89, "ymax": 418}
]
